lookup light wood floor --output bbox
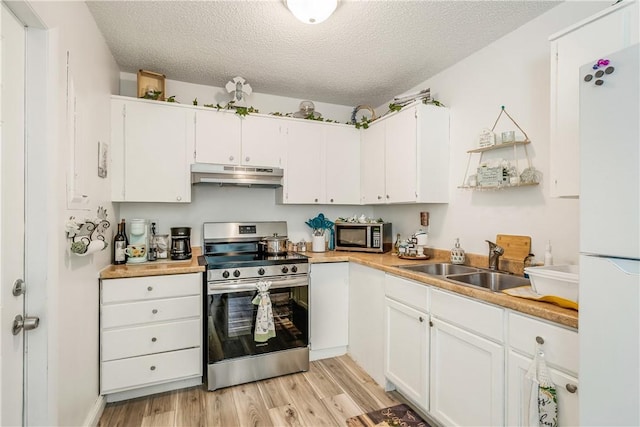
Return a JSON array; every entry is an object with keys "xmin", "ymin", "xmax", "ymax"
[{"xmin": 98, "ymin": 355, "xmax": 400, "ymax": 427}]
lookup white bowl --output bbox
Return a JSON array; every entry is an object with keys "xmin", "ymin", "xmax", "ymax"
[{"xmin": 524, "ymin": 264, "xmax": 579, "ymax": 303}]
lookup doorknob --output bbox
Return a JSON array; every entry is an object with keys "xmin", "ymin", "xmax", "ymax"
[{"xmin": 12, "ymin": 314, "xmax": 40, "ymax": 335}]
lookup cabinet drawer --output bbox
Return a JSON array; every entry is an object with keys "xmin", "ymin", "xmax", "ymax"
[
  {"xmin": 508, "ymin": 312, "xmax": 578, "ymax": 374},
  {"xmin": 101, "ymin": 347, "xmax": 201, "ymax": 394},
  {"xmin": 102, "ymin": 295, "xmax": 200, "ymax": 328},
  {"xmin": 431, "ymin": 289, "xmax": 504, "ymax": 342},
  {"xmin": 101, "ymin": 273, "xmax": 201, "ymax": 304},
  {"xmin": 102, "ymin": 319, "xmax": 201, "ymax": 361},
  {"xmin": 385, "ymin": 274, "xmax": 429, "ymax": 312}
]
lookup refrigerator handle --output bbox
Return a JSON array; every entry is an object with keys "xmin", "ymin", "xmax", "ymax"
[{"xmin": 606, "ymin": 258, "xmax": 640, "ymax": 276}]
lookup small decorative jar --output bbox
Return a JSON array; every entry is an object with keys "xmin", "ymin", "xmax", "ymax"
[{"xmin": 450, "ymin": 238, "xmax": 466, "ymax": 265}]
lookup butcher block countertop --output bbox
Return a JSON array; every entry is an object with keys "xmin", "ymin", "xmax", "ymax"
[
  {"xmin": 99, "ymin": 247, "xmax": 206, "ymax": 279},
  {"xmin": 306, "ymin": 251, "xmax": 579, "ymax": 329},
  {"xmin": 99, "ymin": 247, "xmax": 577, "ymax": 329}
]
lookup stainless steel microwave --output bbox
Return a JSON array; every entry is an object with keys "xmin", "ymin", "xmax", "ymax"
[{"xmin": 334, "ymin": 222, "xmax": 393, "ymax": 253}]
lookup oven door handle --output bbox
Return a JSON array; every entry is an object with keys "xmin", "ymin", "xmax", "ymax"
[{"xmin": 208, "ymin": 277, "xmax": 308, "ymax": 294}]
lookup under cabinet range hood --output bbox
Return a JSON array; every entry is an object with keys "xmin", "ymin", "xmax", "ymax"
[{"xmin": 191, "ymin": 163, "xmax": 284, "ymax": 188}]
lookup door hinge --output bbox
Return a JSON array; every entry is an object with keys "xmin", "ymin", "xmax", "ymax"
[
  {"xmin": 121, "ymin": 104, "xmax": 126, "ymax": 117},
  {"xmin": 429, "ymin": 320, "xmax": 433, "ymax": 327}
]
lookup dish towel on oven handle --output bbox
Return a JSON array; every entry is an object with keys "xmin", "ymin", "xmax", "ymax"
[
  {"xmin": 252, "ymin": 280, "xmax": 276, "ymax": 342},
  {"xmin": 525, "ymin": 343, "xmax": 558, "ymax": 427}
]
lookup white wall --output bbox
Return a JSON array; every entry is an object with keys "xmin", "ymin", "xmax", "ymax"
[
  {"xmin": 27, "ymin": 1, "xmax": 119, "ymax": 425},
  {"xmin": 373, "ymin": 1, "xmax": 609, "ymax": 265}
]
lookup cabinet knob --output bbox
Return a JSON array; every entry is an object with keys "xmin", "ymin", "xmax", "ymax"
[
  {"xmin": 245, "ymin": 156, "xmax": 250, "ymax": 162},
  {"xmin": 536, "ymin": 336, "xmax": 544, "ymax": 344},
  {"xmin": 152, "ymin": 309, "xmax": 158, "ymax": 314},
  {"xmin": 386, "ymin": 195, "xmax": 390, "ymax": 199},
  {"xmin": 377, "ymin": 195, "xmax": 382, "ymax": 200},
  {"xmin": 176, "ymin": 196, "xmax": 182, "ymax": 201},
  {"xmin": 150, "ymin": 366, "xmax": 156, "ymax": 371},
  {"xmin": 229, "ymin": 155, "xmax": 234, "ymax": 161},
  {"xmin": 151, "ymin": 337, "xmax": 157, "ymax": 342},
  {"xmin": 330, "ymin": 198, "xmax": 334, "ymax": 203},
  {"xmin": 314, "ymin": 198, "xmax": 318, "ymax": 203},
  {"xmin": 566, "ymin": 383, "xmax": 577, "ymax": 393},
  {"xmin": 147, "ymin": 286, "xmax": 153, "ymax": 291},
  {"xmin": 419, "ymin": 316, "xmax": 424, "ymax": 323}
]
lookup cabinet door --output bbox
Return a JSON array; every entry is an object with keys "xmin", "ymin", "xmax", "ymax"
[
  {"xmin": 430, "ymin": 317, "xmax": 504, "ymax": 426},
  {"xmin": 325, "ymin": 125, "xmax": 360, "ymax": 205},
  {"xmin": 117, "ymin": 100, "xmax": 192, "ymax": 202},
  {"xmin": 360, "ymin": 122, "xmax": 386, "ymax": 204},
  {"xmin": 385, "ymin": 298, "xmax": 429, "ymax": 411},
  {"xmin": 507, "ymin": 351, "xmax": 579, "ymax": 426},
  {"xmin": 241, "ymin": 114, "xmax": 284, "ymax": 167},
  {"xmin": 385, "ymin": 107, "xmax": 417, "ymax": 203},
  {"xmin": 194, "ymin": 109, "xmax": 241, "ymax": 164},
  {"xmin": 348, "ymin": 263, "xmax": 385, "ymax": 386},
  {"xmin": 310, "ymin": 263, "xmax": 349, "ymax": 357},
  {"xmin": 416, "ymin": 104, "xmax": 450, "ymax": 203},
  {"xmin": 550, "ymin": 1, "xmax": 638, "ymax": 197},
  {"xmin": 282, "ymin": 120, "xmax": 324, "ymax": 204}
]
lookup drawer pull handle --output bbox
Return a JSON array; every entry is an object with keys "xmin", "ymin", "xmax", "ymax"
[
  {"xmin": 566, "ymin": 384, "xmax": 577, "ymax": 393},
  {"xmin": 150, "ymin": 366, "xmax": 156, "ymax": 371},
  {"xmin": 152, "ymin": 309, "xmax": 158, "ymax": 314},
  {"xmin": 147, "ymin": 286, "xmax": 153, "ymax": 292},
  {"xmin": 151, "ymin": 337, "xmax": 157, "ymax": 342},
  {"xmin": 535, "ymin": 336, "xmax": 544, "ymax": 345},
  {"xmin": 419, "ymin": 316, "xmax": 424, "ymax": 323}
]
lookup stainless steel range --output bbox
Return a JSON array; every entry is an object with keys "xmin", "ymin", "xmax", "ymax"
[{"xmin": 202, "ymin": 221, "xmax": 309, "ymax": 391}]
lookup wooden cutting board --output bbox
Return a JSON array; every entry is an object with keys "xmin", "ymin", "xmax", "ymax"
[{"xmin": 496, "ymin": 234, "xmax": 531, "ymax": 261}]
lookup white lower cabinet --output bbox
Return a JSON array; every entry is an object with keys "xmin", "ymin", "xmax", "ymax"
[
  {"xmin": 506, "ymin": 312, "xmax": 579, "ymax": 426},
  {"xmin": 384, "ymin": 274, "xmax": 430, "ymax": 412},
  {"xmin": 309, "ymin": 262, "xmax": 349, "ymax": 360},
  {"xmin": 429, "ymin": 289, "xmax": 505, "ymax": 426},
  {"xmin": 348, "ymin": 263, "xmax": 385, "ymax": 386},
  {"xmin": 100, "ymin": 273, "xmax": 202, "ymax": 400}
]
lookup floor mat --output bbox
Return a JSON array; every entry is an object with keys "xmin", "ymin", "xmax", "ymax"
[{"xmin": 346, "ymin": 403, "xmax": 431, "ymax": 427}]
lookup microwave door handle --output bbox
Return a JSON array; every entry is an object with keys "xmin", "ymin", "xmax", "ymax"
[{"xmin": 367, "ymin": 228, "xmax": 372, "ymax": 248}]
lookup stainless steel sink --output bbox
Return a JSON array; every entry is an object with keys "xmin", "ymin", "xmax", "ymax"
[
  {"xmin": 446, "ymin": 271, "xmax": 530, "ymax": 292},
  {"xmin": 398, "ymin": 263, "xmax": 480, "ymax": 276}
]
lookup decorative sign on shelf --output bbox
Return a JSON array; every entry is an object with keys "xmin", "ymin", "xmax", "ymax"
[{"xmin": 478, "ymin": 128, "xmax": 496, "ymax": 148}]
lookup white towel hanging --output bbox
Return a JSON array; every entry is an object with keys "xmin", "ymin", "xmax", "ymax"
[
  {"xmin": 525, "ymin": 343, "xmax": 558, "ymax": 427},
  {"xmin": 252, "ymin": 280, "xmax": 276, "ymax": 342}
]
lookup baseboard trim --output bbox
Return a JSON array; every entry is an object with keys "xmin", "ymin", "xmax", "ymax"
[
  {"xmin": 105, "ymin": 377, "xmax": 202, "ymax": 403},
  {"xmin": 83, "ymin": 395, "xmax": 106, "ymax": 427}
]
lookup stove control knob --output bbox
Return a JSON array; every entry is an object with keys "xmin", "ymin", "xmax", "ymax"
[
  {"xmin": 233, "ymin": 270, "xmax": 241, "ymax": 278},
  {"xmin": 222, "ymin": 270, "xmax": 230, "ymax": 279},
  {"xmin": 281, "ymin": 266, "xmax": 289, "ymax": 274},
  {"xmin": 291, "ymin": 265, "xmax": 298, "ymax": 273},
  {"xmin": 258, "ymin": 268, "xmax": 265, "ymax": 275}
]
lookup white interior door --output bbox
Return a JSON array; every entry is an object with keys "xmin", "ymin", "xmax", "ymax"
[{"xmin": 0, "ymin": 4, "xmax": 27, "ymax": 425}]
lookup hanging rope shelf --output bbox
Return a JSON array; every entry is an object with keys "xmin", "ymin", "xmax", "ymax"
[{"xmin": 460, "ymin": 106, "xmax": 541, "ymax": 189}]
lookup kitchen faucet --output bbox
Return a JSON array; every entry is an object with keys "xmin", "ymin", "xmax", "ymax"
[{"xmin": 485, "ymin": 240, "xmax": 505, "ymax": 270}]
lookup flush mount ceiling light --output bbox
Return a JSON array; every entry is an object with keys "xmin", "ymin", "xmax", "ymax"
[{"xmin": 286, "ymin": 0, "xmax": 338, "ymax": 24}]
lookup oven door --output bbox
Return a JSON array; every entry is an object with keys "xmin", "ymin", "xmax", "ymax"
[{"xmin": 206, "ymin": 276, "xmax": 308, "ymax": 365}]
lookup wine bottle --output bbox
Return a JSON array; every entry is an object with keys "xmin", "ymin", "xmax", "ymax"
[{"xmin": 113, "ymin": 219, "xmax": 127, "ymax": 265}]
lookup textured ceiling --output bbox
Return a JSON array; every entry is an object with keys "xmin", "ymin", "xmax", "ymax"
[{"xmin": 86, "ymin": 0, "xmax": 560, "ymax": 107}]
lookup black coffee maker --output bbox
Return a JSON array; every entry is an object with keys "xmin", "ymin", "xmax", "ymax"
[{"xmin": 170, "ymin": 227, "xmax": 192, "ymax": 260}]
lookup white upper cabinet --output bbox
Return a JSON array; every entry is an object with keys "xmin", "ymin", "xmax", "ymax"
[
  {"xmin": 324, "ymin": 125, "xmax": 360, "ymax": 204},
  {"xmin": 360, "ymin": 120, "xmax": 386, "ymax": 204},
  {"xmin": 281, "ymin": 120, "xmax": 361, "ymax": 205},
  {"xmin": 360, "ymin": 103, "xmax": 450, "ymax": 204},
  {"xmin": 111, "ymin": 97, "xmax": 193, "ymax": 203},
  {"xmin": 240, "ymin": 114, "xmax": 285, "ymax": 168},
  {"xmin": 282, "ymin": 119, "xmax": 325, "ymax": 204},
  {"xmin": 194, "ymin": 111, "xmax": 283, "ymax": 168},
  {"xmin": 549, "ymin": 1, "xmax": 638, "ymax": 197},
  {"xmin": 194, "ymin": 109, "xmax": 241, "ymax": 164}
]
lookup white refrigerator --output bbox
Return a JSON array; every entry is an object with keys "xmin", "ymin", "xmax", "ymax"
[{"xmin": 579, "ymin": 43, "xmax": 640, "ymax": 425}]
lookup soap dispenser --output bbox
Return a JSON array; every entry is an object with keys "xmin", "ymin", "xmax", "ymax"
[{"xmin": 451, "ymin": 238, "xmax": 466, "ymax": 265}]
